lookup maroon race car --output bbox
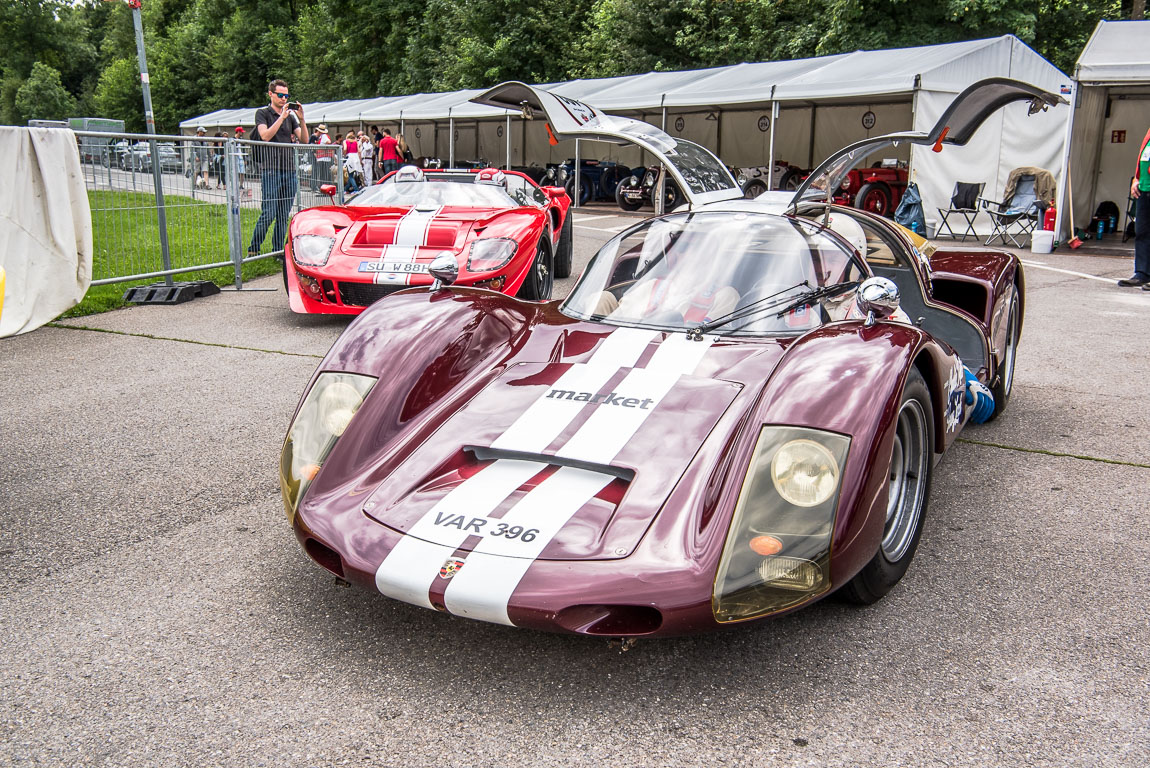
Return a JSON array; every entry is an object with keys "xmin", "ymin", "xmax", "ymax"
[
  {"xmin": 283, "ymin": 166, "xmax": 572, "ymax": 314},
  {"xmin": 279, "ymin": 79, "xmax": 1061, "ymax": 637}
]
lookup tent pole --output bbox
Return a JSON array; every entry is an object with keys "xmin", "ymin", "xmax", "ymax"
[
  {"xmin": 768, "ymin": 100, "xmax": 778, "ymax": 191},
  {"xmin": 1052, "ymin": 81, "xmax": 1077, "ymax": 243},
  {"xmin": 506, "ymin": 114, "xmax": 511, "ymax": 169},
  {"xmin": 807, "ymin": 107, "xmax": 817, "ymax": 169},
  {"xmin": 574, "ymin": 138, "xmax": 581, "ymax": 209},
  {"xmin": 449, "ymin": 112, "xmax": 455, "ymax": 168}
]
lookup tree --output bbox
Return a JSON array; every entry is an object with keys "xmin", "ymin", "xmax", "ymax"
[
  {"xmin": 14, "ymin": 62, "xmax": 76, "ymax": 122},
  {"xmin": 94, "ymin": 58, "xmax": 145, "ymax": 132}
]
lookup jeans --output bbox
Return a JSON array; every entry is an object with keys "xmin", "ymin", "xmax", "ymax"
[
  {"xmin": 1135, "ymin": 191, "xmax": 1149, "ymax": 279},
  {"xmin": 249, "ymin": 169, "xmax": 298, "ymax": 255},
  {"xmin": 382, "ymin": 158, "xmax": 399, "ymax": 175}
]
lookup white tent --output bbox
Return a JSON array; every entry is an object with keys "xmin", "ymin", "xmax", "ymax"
[
  {"xmin": 1063, "ymin": 20, "xmax": 1150, "ymax": 240},
  {"xmin": 182, "ymin": 36, "xmax": 1071, "ymax": 226}
]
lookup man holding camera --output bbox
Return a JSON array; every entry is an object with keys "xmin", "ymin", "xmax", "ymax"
[{"xmin": 248, "ymin": 79, "xmax": 307, "ymax": 259}]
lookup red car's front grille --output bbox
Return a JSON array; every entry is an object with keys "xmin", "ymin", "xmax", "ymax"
[{"xmin": 337, "ymin": 282, "xmax": 411, "ymax": 307}]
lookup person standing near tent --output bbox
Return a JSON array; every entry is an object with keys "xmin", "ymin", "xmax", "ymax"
[
  {"xmin": 379, "ymin": 128, "xmax": 402, "ymax": 176},
  {"xmin": 248, "ymin": 79, "xmax": 306, "ymax": 259},
  {"xmin": 1120, "ymin": 126, "xmax": 1150, "ymax": 289}
]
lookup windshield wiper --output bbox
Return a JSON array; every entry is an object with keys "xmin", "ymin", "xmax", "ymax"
[
  {"xmin": 685, "ymin": 281, "xmax": 809, "ymax": 339},
  {"xmin": 771, "ymin": 281, "xmax": 859, "ymax": 319},
  {"xmin": 686, "ymin": 280, "xmax": 858, "ymax": 340}
]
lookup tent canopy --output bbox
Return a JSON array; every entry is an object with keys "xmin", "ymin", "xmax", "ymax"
[
  {"xmin": 1074, "ymin": 19, "xmax": 1150, "ymax": 85},
  {"xmin": 181, "ymin": 36, "xmax": 1065, "ymax": 129}
]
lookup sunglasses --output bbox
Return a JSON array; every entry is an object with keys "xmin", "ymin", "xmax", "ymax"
[{"xmin": 274, "ymin": 92, "xmax": 290, "ymax": 98}]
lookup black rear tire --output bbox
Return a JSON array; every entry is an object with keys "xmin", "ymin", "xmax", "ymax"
[
  {"xmin": 841, "ymin": 367, "xmax": 933, "ymax": 605},
  {"xmin": 779, "ymin": 167, "xmax": 802, "ymax": 191},
  {"xmin": 517, "ymin": 239, "xmax": 553, "ymax": 301},
  {"xmin": 554, "ymin": 213, "xmax": 573, "ymax": 279},
  {"xmin": 742, "ymin": 179, "xmax": 768, "ymax": 199},
  {"xmin": 564, "ymin": 173, "xmax": 594, "ymax": 206}
]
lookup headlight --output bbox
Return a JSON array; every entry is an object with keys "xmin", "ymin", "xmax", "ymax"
[
  {"xmin": 467, "ymin": 238, "xmax": 517, "ymax": 272},
  {"xmin": 771, "ymin": 439, "xmax": 839, "ymax": 507},
  {"xmin": 840, "ymin": 176, "xmax": 852, "ymax": 191},
  {"xmin": 557, "ymin": 168, "xmax": 569, "ymax": 184},
  {"xmin": 737, "ymin": 173, "xmax": 748, "ymax": 186},
  {"xmin": 279, "ymin": 372, "xmax": 376, "ymax": 521},
  {"xmin": 713, "ymin": 426, "xmax": 850, "ymax": 622},
  {"xmin": 292, "ymin": 235, "xmax": 336, "ymax": 267}
]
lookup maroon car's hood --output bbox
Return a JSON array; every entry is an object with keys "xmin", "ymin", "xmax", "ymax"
[{"xmin": 363, "ymin": 330, "xmax": 788, "ymax": 560}]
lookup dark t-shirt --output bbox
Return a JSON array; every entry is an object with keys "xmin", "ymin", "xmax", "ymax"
[{"xmin": 253, "ymin": 105, "xmax": 299, "ymax": 171}]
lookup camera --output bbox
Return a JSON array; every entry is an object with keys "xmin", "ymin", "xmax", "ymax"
[{"xmin": 287, "ymin": 101, "xmax": 301, "ymax": 110}]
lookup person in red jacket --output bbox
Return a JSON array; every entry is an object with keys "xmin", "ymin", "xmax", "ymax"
[{"xmin": 1118, "ymin": 127, "xmax": 1150, "ymax": 288}]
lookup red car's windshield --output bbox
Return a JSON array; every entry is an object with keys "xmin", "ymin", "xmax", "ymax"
[{"xmin": 349, "ymin": 172, "xmax": 546, "ymax": 208}]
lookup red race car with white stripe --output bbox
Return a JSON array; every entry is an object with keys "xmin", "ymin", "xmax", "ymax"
[
  {"xmin": 283, "ymin": 166, "xmax": 572, "ymax": 314},
  {"xmin": 279, "ymin": 79, "xmax": 1061, "ymax": 637}
]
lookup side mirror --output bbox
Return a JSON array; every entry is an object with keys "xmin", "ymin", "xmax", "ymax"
[
  {"xmin": 857, "ymin": 277, "xmax": 900, "ymax": 328},
  {"xmin": 541, "ymin": 185, "xmax": 567, "ymax": 199},
  {"xmin": 319, "ymin": 183, "xmax": 337, "ymax": 198},
  {"xmin": 428, "ymin": 254, "xmax": 459, "ymax": 290}
]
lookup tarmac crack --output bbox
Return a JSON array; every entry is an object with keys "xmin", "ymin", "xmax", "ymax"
[
  {"xmin": 46, "ymin": 323, "xmax": 325, "ymax": 359},
  {"xmin": 956, "ymin": 437, "xmax": 1150, "ymax": 469}
]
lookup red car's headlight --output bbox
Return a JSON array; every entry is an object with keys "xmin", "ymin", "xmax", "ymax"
[
  {"xmin": 292, "ymin": 235, "xmax": 336, "ymax": 267},
  {"xmin": 467, "ymin": 238, "xmax": 517, "ymax": 272}
]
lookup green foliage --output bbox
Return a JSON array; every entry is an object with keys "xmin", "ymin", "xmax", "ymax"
[
  {"xmin": 0, "ymin": 0, "xmax": 1130, "ymax": 129},
  {"xmin": 14, "ymin": 62, "xmax": 76, "ymax": 122},
  {"xmin": 95, "ymin": 59, "xmax": 145, "ymax": 132}
]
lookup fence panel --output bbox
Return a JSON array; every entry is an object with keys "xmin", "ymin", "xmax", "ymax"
[{"xmin": 75, "ymin": 130, "xmax": 342, "ymax": 289}]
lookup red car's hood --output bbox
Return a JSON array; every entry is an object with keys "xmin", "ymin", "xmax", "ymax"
[{"xmin": 362, "ymin": 330, "xmax": 788, "ymax": 561}]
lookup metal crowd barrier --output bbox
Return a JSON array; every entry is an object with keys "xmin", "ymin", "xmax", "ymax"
[{"xmin": 75, "ymin": 130, "xmax": 344, "ymax": 289}]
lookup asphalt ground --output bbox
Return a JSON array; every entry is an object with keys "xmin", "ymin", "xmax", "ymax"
[{"xmin": 2, "ymin": 210, "xmax": 1148, "ymax": 767}]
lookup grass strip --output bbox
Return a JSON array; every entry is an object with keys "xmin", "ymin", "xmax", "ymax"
[
  {"xmin": 61, "ymin": 189, "xmax": 281, "ymax": 318},
  {"xmin": 957, "ymin": 437, "xmax": 1150, "ymax": 469},
  {"xmin": 46, "ymin": 322, "xmax": 324, "ymax": 359}
]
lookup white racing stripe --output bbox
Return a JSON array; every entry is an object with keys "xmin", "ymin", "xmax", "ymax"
[
  {"xmin": 374, "ymin": 459, "xmax": 541, "ymax": 607},
  {"xmin": 491, "ymin": 327, "xmax": 657, "ymax": 453},
  {"xmin": 444, "ymin": 333, "xmax": 717, "ymax": 625},
  {"xmin": 443, "ymin": 467, "xmax": 614, "ymax": 624},
  {"xmin": 373, "ymin": 328, "xmax": 718, "ymax": 623},
  {"xmin": 373, "ymin": 206, "xmax": 441, "ymax": 285}
]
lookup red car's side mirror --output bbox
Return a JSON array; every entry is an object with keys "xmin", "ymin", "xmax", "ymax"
[
  {"xmin": 319, "ymin": 184, "xmax": 337, "ymax": 198},
  {"xmin": 541, "ymin": 185, "xmax": 567, "ymax": 199}
]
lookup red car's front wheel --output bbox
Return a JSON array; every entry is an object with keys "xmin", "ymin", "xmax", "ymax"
[{"xmin": 855, "ymin": 182, "xmax": 892, "ymax": 216}]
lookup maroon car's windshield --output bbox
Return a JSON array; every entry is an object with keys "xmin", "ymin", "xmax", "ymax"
[
  {"xmin": 562, "ymin": 212, "xmax": 867, "ymax": 336},
  {"xmin": 349, "ymin": 172, "xmax": 546, "ymax": 208}
]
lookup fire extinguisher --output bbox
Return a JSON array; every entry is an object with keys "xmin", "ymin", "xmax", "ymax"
[{"xmin": 1043, "ymin": 200, "xmax": 1057, "ymax": 231}]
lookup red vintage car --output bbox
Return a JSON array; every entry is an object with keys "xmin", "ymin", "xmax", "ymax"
[
  {"xmin": 283, "ymin": 167, "xmax": 572, "ymax": 314},
  {"xmin": 833, "ymin": 164, "xmax": 908, "ymax": 217},
  {"xmin": 279, "ymin": 79, "xmax": 1060, "ymax": 637}
]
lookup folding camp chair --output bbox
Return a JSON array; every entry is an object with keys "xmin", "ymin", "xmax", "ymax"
[
  {"xmin": 980, "ymin": 173, "xmax": 1041, "ymax": 247},
  {"xmin": 937, "ymin": 182, "xmax": 984, "ymax": 241}
]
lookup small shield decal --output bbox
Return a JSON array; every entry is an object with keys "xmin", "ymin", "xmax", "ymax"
[{"xmin": 439, "ymin": 558, "xmax": 465, "ymax": 579}]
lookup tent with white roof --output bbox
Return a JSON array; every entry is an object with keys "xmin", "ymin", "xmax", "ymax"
[
  {"xmin": 1063, "ymin": 20, "xmax": 1150, "ymax": 240},
  {"xmin": 182, "ymin": 36, "xmax": 1071, "ymax": 230}
]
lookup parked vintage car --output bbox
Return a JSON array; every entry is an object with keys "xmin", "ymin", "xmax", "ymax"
[
  {"xmin": 832, "ymin": 162, "xmax": 909, "ymax": 217},
  {"xmin": 282, "ymin": 166, "xmax": 572, "ymax": 314},
  {"xmin": 614, "ymin": 165, "xmax": 685, "ymax": 211},
  {"xmin": 129, "ymin": 142, "xmax": 184, "ymax": 174},
  {"xmin": 735, "ymin": 161, "xmax": 807, "ymax": 198},
  {"xmin": 553, "ymin": 158, "xmax": 632, "ymax": 205},
  {"xmin": 280, "ymin": 78, "xmax": 1060, "ymax": 637}
]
